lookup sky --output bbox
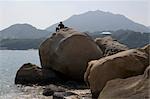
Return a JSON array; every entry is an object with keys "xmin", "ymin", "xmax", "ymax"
[{"xmin": 0, "ymin": 0, "xmax": 149, "ymax": 30}]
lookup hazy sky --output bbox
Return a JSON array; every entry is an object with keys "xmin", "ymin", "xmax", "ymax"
[{"xmin": 0, "ymin": 0, "xmax": 149, "ymax": 30}]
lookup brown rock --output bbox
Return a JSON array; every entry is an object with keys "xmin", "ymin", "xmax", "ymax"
[
  {"xmin": 84, "ymin": 49, "xmax": 149, "ymax": 98},
  {"xmin": 39, "ymin": 28, "xmax": 103, "ymax": 80},
  {"xmin": 95, "ymin": 36, "xmax": 128, "ymax": 56},
  {"xmin": 141, "ymin": 44, "xmax": 150, "ymax": 55},
  {"xmin": 98, "ymin": 65, "xmax": 150, "ymax": 99},
  {"xmin": 15, "ymin": 63, "xmax": 57, "ymax": 85}
]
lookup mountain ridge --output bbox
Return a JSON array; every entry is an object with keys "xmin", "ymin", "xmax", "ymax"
[
  {"xmin": 0, "ymin": 23, "xmax": 50, "ymax": 39},
  {"xmin": 46, "ymin": 10, "xmax": 150, "ymax": 33}
]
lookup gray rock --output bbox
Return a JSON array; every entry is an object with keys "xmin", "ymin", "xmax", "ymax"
[
  {"xmin": 43, "ymin": 88, "xmax": 54, "ymax": 96},
  {"xmin": 53, "ymin": 92, "xmax": 77, "ymax": 99}
]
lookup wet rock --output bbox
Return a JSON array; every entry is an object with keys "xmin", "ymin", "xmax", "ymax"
[
  {"xmin": 64, "ymin": 81, "xmax": 79, "ymax": 89},
  {"xmin": 43, "ymin": 88, "xmax": 54, "ymax": 96},
  {"xmin": 42, "ymin": 84, "xmax": 91, "ymax": 98}
]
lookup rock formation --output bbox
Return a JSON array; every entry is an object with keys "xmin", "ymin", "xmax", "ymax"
[
  {"xmin": 14, "ymin": 27, "xmax": 149, "ymax": 99},
  {"xmin": 39, "ymin": 28, "xmax": 103, "ymax": 80},
  {"xmin": 84, "ymin": 48, "xmax": 149, "ymax": 98},
  {"xmin": 141, "ymin": 44, "xmax": 150, "ymax": 55},
  {"xmin": 98, "ymin": 65, "xmax": 150, "ymax": 99},
  {"xmin": 15, "ymin": 63, "xmax": 58, "ymax": 85},
  {"xmin": 95, "ymin": 36, "xmax": 128, "ymax": 56}
]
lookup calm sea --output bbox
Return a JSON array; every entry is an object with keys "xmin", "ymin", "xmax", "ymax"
[{"xmin": 0, "ymin": 50, "xmax": 48, "ymax": 99}]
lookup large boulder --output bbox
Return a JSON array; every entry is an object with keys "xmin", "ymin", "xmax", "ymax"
[
  {"xmin": 98, "ymin": 65, "xmax": 150, "ymax": 99},
  {"xmin": 15, "ymin": 63, "xmax": 57, "ymax": 85},
  {"xmin": 84, "ymin": 49, "xmax": 149, "ymax": 98},
  {"xmin": 39, "ymin": 28, "xmax": 103, "ymax": 80},
  {"xmin": 95, "ymin": 36, "xmax": 128, "ymax": 56}
]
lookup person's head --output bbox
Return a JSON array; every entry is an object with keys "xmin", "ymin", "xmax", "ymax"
[{"xmin": 60, "ymin": 22, "xmax": 63, "ymax": 24}]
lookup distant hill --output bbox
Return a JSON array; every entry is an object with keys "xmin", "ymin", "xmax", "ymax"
[
  {"xmin": 0, "ymin": 24, "xmax": 50, "ymax": 40},
  {"xmin": 1, "ymin": 29, "xmax": 149, "ymax": 50},
  {"xmin": 89, "ymin": 30, "xmax": 150, "ymax": 48},
  {"xmin": 0, "ymin": 38, "xmax": 46, "ymax": 50},
  {"xmin": 0, "ymin": 24, "xmax": 51, "ymax": 50},
  {"xmin": 111, "ymin": 30, "xmax": 150, "ymax": 48},
  {"xmin": 46, "ymin": 10, "xmax": 150, "ymax": 33}
]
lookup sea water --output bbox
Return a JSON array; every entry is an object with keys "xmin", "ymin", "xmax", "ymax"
[{"xmin": 0, "ymin": 50, "xmax": 48, "ymax": 99}]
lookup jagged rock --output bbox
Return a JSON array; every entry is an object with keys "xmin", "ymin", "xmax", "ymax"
[
  {"xmin": 141, "ymin": 44, "xmax": 150, "ymax": 55},
  {"xmin": 95, "ymin": 36, "xmax": 128, "ymax": 56},
  {"xmin": 15, "ymin": 63, "xmax": 57, "ymax": 85},
  {"xmin": 98, "ymin": 65, "xmax": 150, "ymax": 99},
  {"xmin": 39, "ymin": 28, "xmax": 103, "ymax": 80},
  {"xmin": 84, "ymin": 49, "xmax": 149, "ymax": 98}
]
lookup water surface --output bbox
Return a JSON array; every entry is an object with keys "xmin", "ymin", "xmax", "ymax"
[{"xmin": 0, "ymin": 50, "xmax": 47, "ymax": 99}]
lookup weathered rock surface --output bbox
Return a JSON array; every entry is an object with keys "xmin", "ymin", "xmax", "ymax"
[
  {"xmin": 84, "ymin": 49, "xmax": 149, "ymax": 98},
  {"xmin": 98, "ymin": 65, "xmax": 150, "ymax": 99},
  {"xmin": 95, "ymin": 36, "xmax": 128, "ymax": 56},
  {"xmin": 15, "ymin": 63, "xmax": 58, "ymax": 85},
  {"xmin": 39, "ymin": 28, "xmax": 103, "ymax": 80},
  {"xmin": 141, "ymin": 44, "xmax": 150, "ymax": 55}
]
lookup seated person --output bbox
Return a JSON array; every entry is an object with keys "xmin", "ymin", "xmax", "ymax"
[{"xmin": 58, "ymin": 22, "xmax": 65, "ymax": 29}]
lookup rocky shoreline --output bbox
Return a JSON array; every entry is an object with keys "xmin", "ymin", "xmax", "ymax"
[{"xmin": 15, "ymin": 28, "xmax": 150, "ymax": 99}]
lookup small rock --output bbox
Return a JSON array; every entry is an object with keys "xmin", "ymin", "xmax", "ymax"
[
  {"xmin": 43, "ymin": 88, "xmax": 54, "ymax": 96},
  {"xmin": 53, "ymin": 92, "xmax": 77, "ymax": 99},
  {"xmin": 65, "ymin": 81, "xmax": 79, "ymax": 88}
]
